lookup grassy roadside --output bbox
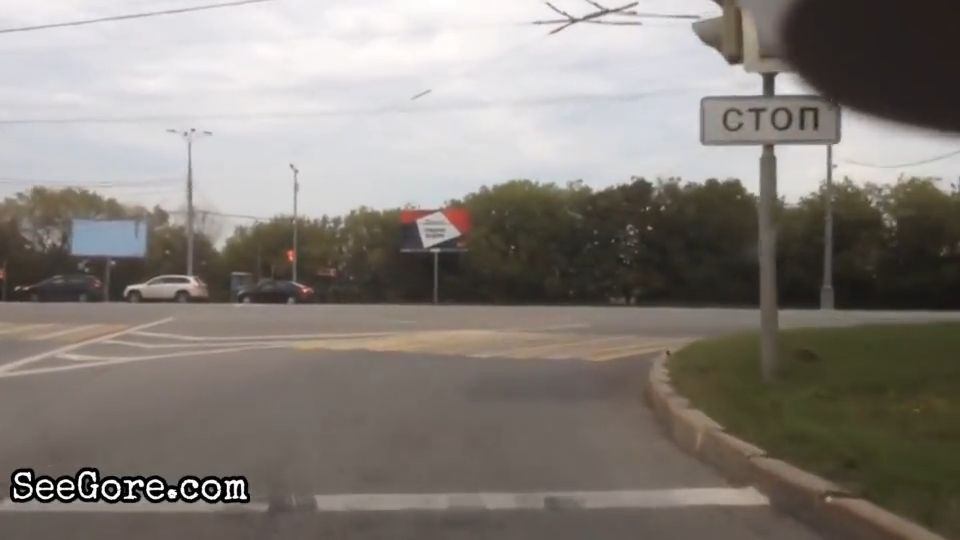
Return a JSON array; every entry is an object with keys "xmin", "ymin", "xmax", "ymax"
[{"xmin": 669, "ymin": 324, "xmax": 960, "ymax": 538}]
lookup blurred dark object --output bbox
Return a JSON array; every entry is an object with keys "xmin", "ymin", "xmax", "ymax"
[{"xmin": 785, "ymin": 0, "xmax": 960, "ymax": 132}]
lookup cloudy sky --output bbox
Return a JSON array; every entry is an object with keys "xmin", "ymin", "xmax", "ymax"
[{"xmin": 0, "ymin": 0, "xmax": 958, "ymax": 229}]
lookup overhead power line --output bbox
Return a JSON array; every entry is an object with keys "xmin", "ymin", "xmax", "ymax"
[
  {"xmin": 0, "ymin": 177, "xmax": 179, "ymax": 188},
  {"xmin": 843, "ymin": 147, "xmax": 960, "ymax": 169},
  {"xmin": 0, "ymin": 0, "xmax": 278, "ymax": 35},
  {"xmin": 169, "ymin": 209, "xmax": 271, "ymax": 221},
  {"xmin": 0, "ymin": 89, "xmax": 689, "ymax": 126},
  {"xmin": 531, "ymin": 0, "xmax": 698, "ymax": 35}
]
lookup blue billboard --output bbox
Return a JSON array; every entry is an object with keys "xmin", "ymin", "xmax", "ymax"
[{"xmin": 70, "ymin": 219, "xmax": 148, "ymax": 258}]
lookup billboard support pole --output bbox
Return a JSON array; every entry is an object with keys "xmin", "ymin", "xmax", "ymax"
[
  {"xmin": 432, "ymin": 249, "xmax": 440, "ymax": 305},
  {"xmin": 104, "ymin": 257, "xmax": 112, "ymax": 303}
]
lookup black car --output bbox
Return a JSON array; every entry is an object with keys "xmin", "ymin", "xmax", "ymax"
[
  {"xmin": 14, "ymin": 274, "xmax": 104, "ymax": 302},
  {"xmin": 236, "ymin": 280, "xmax": 315, "ymax": 304}
]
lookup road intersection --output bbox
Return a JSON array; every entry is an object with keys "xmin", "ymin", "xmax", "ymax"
[{"xmin": 1, "ymin": 304, "xmax": 957, "ymax": 539}]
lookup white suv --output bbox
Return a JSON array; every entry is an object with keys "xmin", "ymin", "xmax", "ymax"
[{"xmin": 124, "ymin": 275, "xmax": 209, "ymax": 303}]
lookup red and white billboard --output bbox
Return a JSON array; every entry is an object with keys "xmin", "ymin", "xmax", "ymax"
[{"xmin": 400, "ymin": 209, "xmax": 471, "ymax": 252}]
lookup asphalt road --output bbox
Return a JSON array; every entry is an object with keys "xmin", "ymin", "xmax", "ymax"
[{"xmin": 1, "ymin": 304, "xmax": 957, "ymax": 539}]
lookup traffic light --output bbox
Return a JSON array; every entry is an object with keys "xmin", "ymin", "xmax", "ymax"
[
  {"xmin": 286, "ymin": 249, "xmax": 295, "ymax": 263},
  {"xmin": 738, "ymin": 0, "xmax": 794, "ymax": 74},
  {"xmin": 693, "ymin": 0, "xmax": 798, "ymax": 74},
  {"xmin": 692, "ymin": 0, "xmax": 742, "ymax": 65}
]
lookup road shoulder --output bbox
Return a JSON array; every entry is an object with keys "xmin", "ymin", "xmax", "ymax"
[{"xmin": 645, "ymin": 353, "xmax": 948, "ymax": 540}]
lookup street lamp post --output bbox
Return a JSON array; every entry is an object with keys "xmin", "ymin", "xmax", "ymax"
[
  {"xmin": 168, "ymin": 128, "xmax": 212, "ymax": 276},
  {"xmin": 289, "ymin": 164, "xmax": 300, "ymax": 283}
]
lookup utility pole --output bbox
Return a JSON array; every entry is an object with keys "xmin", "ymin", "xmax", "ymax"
[
  {"xmin": 103, "ymin": 257, "xmax": 112, "ymax": 302},
  {"xmin": 167, "ymin": 128, "xmax": 213, "ymax": 276},
  {"xmin": 820, "ymin": 144, "xmax": 835, "ymax": 310},
  {"xmin": 289, "ymin": 164, "xmax": 300, "ymax": 283},
  {"xmin": 758, "ymin": 72, "xmax": 781, "ymax": 382}
]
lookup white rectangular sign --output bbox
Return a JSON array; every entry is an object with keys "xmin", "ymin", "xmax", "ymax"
[{"xmin": 701, "ymin": 95, "xmax": 841, "ymax": 145}]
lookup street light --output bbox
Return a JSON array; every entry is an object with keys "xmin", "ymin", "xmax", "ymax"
[
  {"xmin": 168, "ymin": 128, "xmax": 213, "ymax": 276},
  {"xmin": 289, "ymin": 163, "xmax": 300, "ymax": 283}
]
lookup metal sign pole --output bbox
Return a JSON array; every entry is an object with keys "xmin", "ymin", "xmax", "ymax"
[
  {"xmin": 821, "ymin": 144, "xmax": 836, "ymax": 310},
  {"xmin": 432, "ymin": 249, "xmax": 440, "ymax": 305},
  {"xmin": 759, "ymin": 73, "xmax": 780, "ymax": 381}
]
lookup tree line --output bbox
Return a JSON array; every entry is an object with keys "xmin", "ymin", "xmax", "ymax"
[{"xmin": 1, "ymin": 175, "xmax": 958, "ymax": 308}]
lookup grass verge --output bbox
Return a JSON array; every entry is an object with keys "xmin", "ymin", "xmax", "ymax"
[{"xmin": 669, "ymin": 323, "xmax": 960, "ymax": 538}]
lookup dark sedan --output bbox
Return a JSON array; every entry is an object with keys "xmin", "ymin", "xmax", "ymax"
[
  {"xmin": 236, "ymin": 280, "xmax": 315, "ymax": 304},
  {"xmin": 14, "ymin": 274, "xmax": 104, "ymax": 302}
]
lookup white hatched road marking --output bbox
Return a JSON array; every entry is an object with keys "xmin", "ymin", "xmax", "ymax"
[
  {"xmin": 2, "ymin": 326, "xmax": 689, "ymax": 379},
  {"xmin": 61, "ymin": 343, "xmax": 287, "ymax": 363},
  {"xmin": 0, "ymin": 317, "xmax": 174, "ymax": 377},
  {"xmin": 0, "ymin": 488, "xmax": 767, "ymax": 514},
  {"xmin": 103, "ymin": 339, "xmax": 291, "ymax": 350}
]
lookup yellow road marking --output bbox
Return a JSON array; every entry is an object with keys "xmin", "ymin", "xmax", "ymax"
[
  {"xmin": 486, "ymin": 336, "xmax": 613, "ymax": 359},
  {"xmin": 402, "ymin": 331, "xmax": 520, "ymax": 355},
  {"xmin": 508, "ymin": 335, "xmax": 638, "ymax": 359},
  {"xmin": 53, "ymin": 324, "xmax": 127, "ymax": 343},
  {"xmin": 28, "ymin": 324, "xmax": 92, "ymax": 341},
  {"xmin": 292, "ymin": 331, "xmax": 688, "ymax": 362},
  {"xmin": 467, "ymin": 334, "xmax": 573, "ymax": 358},
  {"xmin": 585, "ymin": 339, "xmax": 689, "ymax": 362},
  {"xmin": 0, "ymin": 324, "xmax": 55, "ymax": 337}
]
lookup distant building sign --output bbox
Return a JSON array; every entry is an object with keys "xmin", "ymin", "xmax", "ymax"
[{"xmin": 401, "ymin": 209, "xmax": 471, "ymax": 252}]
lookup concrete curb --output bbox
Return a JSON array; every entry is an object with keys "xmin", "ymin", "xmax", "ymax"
[{"xmin": 645, "ymin": 353, "xmax": 948, "ymax": 540}]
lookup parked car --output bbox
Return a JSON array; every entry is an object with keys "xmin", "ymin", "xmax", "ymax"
[
  {"xmin": 14, "ymin": 274, "xmax": 103, "ymax": 302},
  {"xmin": 124, "ymin": 275, "xmax": 209, "ymax": 303},
  {"xmin": 236, "ymin": 280, "xmax": 315, "ymax": 304}
]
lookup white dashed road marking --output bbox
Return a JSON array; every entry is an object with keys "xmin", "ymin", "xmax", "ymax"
[
  {"xmin": 0, "ymin": 488, "xmax": 767, "ymax": 514},
  {"xmin": 312, "ymin": 488, "xmax": 768, "ymax": 512}
]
